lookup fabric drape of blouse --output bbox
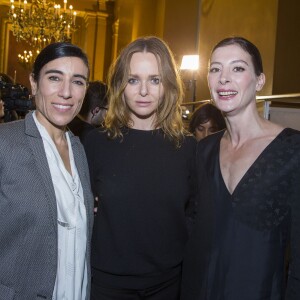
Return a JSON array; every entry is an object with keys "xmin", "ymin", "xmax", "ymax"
[{"xmin": 203, "ymin": 128, "xmax": 299, "ymax": 300}]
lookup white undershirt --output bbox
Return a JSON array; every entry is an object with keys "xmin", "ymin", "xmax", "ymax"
[{"xmin": 33, "ymin": 112, "xmax": 88, "ymax": 300}]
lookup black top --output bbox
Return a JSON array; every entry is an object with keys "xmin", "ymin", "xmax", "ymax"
[
  {"xmin": 68, "ymin": 116, "xmax": 95, "ymax": 144},
  {"xmin": 181, "ymin": 128, "xmax": 300, "ymax": 300},
  {"xmin": 84, "ymin": 127, "xmax": 197, "ymax": 289}
]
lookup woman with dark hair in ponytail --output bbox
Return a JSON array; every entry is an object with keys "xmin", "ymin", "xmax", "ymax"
[
  {"xmin": 181, "ymin": 37, "xmax": 300, "ymax": 300},
  {"xmin": 0, "ymin": 42, "xmax": 94, "ymax": 300}
]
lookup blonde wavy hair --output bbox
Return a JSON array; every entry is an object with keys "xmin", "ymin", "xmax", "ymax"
[{"xmin": 105, "ymin": 36, "xmax": 186, "ymax": 147}]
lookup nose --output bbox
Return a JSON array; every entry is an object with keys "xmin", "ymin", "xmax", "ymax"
[
  {"xmin": 219, "ymin": 70, "xmax": 230, "ymax": 85},
  {"xmin": 139, "ymin": 81, "xmax": 148, "ymax": 97},
  {"xmin": 204, "ymin": 128, "xmax": 210, "ymax": 138},
  {"xmin": 58, "ymin": 81, "xmax": 72, "ymax": 99}
]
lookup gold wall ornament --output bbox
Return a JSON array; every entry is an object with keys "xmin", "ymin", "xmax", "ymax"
[{"xmin": 8, "ymin": 0, "xmax": 77, "ymax": 49}]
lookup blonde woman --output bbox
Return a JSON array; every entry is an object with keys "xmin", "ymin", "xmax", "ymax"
[{"xmin": 84, "ymin": 36, "xmax": 197, "ymax": 299}]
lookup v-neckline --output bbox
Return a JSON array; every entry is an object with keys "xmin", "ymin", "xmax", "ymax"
[{"xmin": 218, "ymin": 128, "xmax": 288, "ymax": 197}]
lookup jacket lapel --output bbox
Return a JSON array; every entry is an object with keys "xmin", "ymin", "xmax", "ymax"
[{"xmin": 25, "ymin": 112, "xmax": 58, "ymax": 231}]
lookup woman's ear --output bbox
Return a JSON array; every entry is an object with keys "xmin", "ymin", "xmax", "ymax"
[
  {"xmin": 29, "ymin": 74, "xmax": 37, "ymax": 96},
  {"xmin": 256, "ymin": 73, "xmax": 265, "ymax": 92},
  {"xmin": 91, "ymin": 107, "xmax": 100, "ymax": 116}
]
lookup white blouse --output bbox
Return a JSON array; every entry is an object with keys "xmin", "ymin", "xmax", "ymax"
[{"xmin": 33, "ymin": 112, "xmax": 88, "ymax": 300}]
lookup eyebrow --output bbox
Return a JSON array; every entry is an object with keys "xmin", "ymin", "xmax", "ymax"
[
  {"xmin": 44, "ymin": 69, "xmax": 88, "ymax": 81},
  {"xmin": 231, "ymin": 59, "xmax": 249, "ymax": 66},
  {"xmin": 210, "ymin": 59, "xmax": 249, "ymax": 66}
]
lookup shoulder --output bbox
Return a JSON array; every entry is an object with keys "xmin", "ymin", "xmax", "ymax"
[
  {"xmin": 84, "ymin": 127, "xmax": 109, "ymax": 143},
  {"xmin": 197, "ymin": 130, "xmax": 224, "ymax": 152},
  {"xmin": 82, "ymin": 127, "xmax": 112, "ymax": 157},
  {"xmin": 278, "ymin": 128, "xmax": 300, "ymax": 167},
  {"xmin": 280, "ymin": 127, "xmax": 300, "ymax": 143},
  {"xmin": 182, "ymin": 133, "xmax": 197, "ymax": 147},
  {"xmin": 0, "ymin": 118, "xmax": 25, "ymax": 133},
  {"xmin": 171, "ymin": 134, "xmax": 197, "ymax": 157},
  {"xmin": 0, "ymin": 119, "xmax": 26, "ymax": 146},
  {"xmin": 272, "ymin": 128, "xmax": 300, "ymax": 158}
]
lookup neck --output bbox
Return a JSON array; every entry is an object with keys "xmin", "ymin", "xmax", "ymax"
[
  {"xmin": 130, "ymin": 115, "xmax": 156, "ymax": 131},
  {"xmin": 35, "ymin": 111, "xmax": 67, "ymax": 144},
  {"xmin": 224, "ymin": 110, "xmax": 268, "ymax": 147}
]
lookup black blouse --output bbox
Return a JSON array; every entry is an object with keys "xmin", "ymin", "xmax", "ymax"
[
  {"xmin": 84, "ymin": 128, "xmax": 197, "ymax": 289},
  {"xmin": 181, "ymin": 128, "xmax": 300, "ymax": 300}
]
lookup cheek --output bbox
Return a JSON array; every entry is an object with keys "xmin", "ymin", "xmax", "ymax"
[
  {"xmin": 207, "ymin": 77, "xmax": 219, "ymax": 97},
  {"xmin": 73, "ymin": 92, "xmax": 86, "ymax": 112},
  {"xmin": 38, "ymin": 83, "xmax": 56, "ymax": 97},
  {"xmin": 34, "ymin": 95, "xmax": 46, "ymax": 110},
  {"xmin": 195, "ymin": 131, "xmax": 204, "ymax": 141},
  {"xmin": 74, "ymin": 103, "xmax": 83, "ymax": 115},
  {"xmin": 77, "ymin": 89, "xmax": 87, "ymax": 103},
  {"xmin": 124, "ymin": 85, "xmax": 137, "ymax": 99},
  {"xmin": 195, "ymin": 127, "xmax": 203, "ymax": 134},
  {"xmin": 235, "ymin": 74, "xmax": 255, "ymax": 89},
  {"xmin": 207, "ymin": 74, "xmax": 216, "ymax": 87}
]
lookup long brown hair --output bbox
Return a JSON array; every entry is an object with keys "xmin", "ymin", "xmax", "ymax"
[{"xmin": 105, "ymin": 36, "xmax": 186, "ymax": 147}]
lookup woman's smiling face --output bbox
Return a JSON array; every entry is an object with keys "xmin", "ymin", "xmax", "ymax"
[
  {"xmin": 208, "ymin": 44, "xmax": 265, "ymax": 116},
  {"xmin": 30, "ymin": 56, "xmax": 88, "ymax": 132}
]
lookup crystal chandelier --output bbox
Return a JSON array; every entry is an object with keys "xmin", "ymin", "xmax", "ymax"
[
  {"xmin": 17, "ymin": 49, "xmax": 40, "ymax": 69},
  {"xmin": 8, "ymin": 0, "xmax": 77, "ymax": 49}
]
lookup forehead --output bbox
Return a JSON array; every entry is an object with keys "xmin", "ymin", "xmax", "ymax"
[
  {"xmin": 198, "ymin": 119, "xmax": 215, "ymax": 127},
  {"xmin": 211, "ymin": 44, "xmax": 252, "ymax": 63},
  {"xmin": 129, "ymin": 52, "xmax": 159, "ymax": 71},
  {"xmin": 41, "ymin": 56, "xmax": 88, "ymax": 76}
]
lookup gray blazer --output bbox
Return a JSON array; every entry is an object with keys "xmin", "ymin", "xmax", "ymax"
[{"xmin": 0, "ymin": 112, "xmax": 94, "ymax": 300}]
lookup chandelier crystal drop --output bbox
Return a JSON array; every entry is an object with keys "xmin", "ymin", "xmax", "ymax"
[{"xmin": 8, "ymin": 0, "xmax": 77, "ymax": 49}]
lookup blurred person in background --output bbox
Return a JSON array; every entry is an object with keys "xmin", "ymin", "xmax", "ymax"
[
  {"xmin": 68, "ymin": 80, "xmax": 108, "ymax": 143},
  {"xmin": 0, "ymin": 73, "xmax": 33, "ymax": 122},
  {"xmin": 189, "ymin": 102, "xmax": 226, "ymax": 141}
]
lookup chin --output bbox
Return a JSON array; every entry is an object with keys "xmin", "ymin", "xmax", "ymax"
[
  {"xmin": 51, "ymin": 117, "xmax": 72, "ymax": 128},
  {"xmin": 137, "ymin": 108, "xmax": 157, "ymax": 117}
]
